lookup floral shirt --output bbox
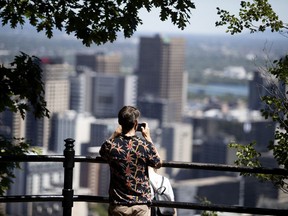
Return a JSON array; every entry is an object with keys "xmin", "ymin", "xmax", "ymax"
[{"xmin": 100, "ymin": 134, "xmax": 161, "ymax": 204}]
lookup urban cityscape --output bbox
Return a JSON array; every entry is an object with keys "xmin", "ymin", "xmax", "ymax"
[{"xmin": 1, "ymin": 25, "xmax": 288, "ymax": 216}]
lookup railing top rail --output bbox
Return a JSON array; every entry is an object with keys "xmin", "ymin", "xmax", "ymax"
[
  {"xmin": 1, "ymin": 155, "xmax": 288, "ymax": 176},
  {"xmin": 0, "ymin": 155, "xmax": 65, "ymax": 162}
]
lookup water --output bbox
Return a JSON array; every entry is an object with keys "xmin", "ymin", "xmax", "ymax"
[{"xmin": 188, "ymin": 83, "xmax": 248, "ymax": 96}]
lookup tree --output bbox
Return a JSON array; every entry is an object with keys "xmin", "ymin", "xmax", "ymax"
[
  {"xmin": 0, "ymin": 52, "xmax": 49, "ymax": 119},
  {"xmin": 0, "ymin": 0, "xmax": 195, "ymax": 46},
  {"xmin": 215, "ymin": 0, "xmax": 287, "ymax": 35},
  {"xmin": 0, "ymin": 53, "xmax": 49, "ymax": 195},
  {"xmin": 0, "ymin": 0, "xmax": 196, "ymax": 196},
  {"xmin": 216, "ymin": 0, "xmax": 288, "ymax": 192}
]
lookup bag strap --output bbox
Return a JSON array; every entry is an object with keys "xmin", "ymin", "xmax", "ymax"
[
  {"xmin": 150, "ymin": 179, "xmax": 157, "ymax": 193},
  {"xmin": 150, "ymin": 176, "xmax": 167, "ymax": 195},
  {"xmin": 160, "ymin": 176, "xmax": 164, "ymax": 188}
]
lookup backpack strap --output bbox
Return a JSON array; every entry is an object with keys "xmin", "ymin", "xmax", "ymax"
[
  {"xmin": 150, "ymin": 180, "xmax": 157, "ymax": 193},
  {"xmin": 160, "ymin": 176, "xmax": 164, "ymax": 188},
  {"xmin": 150, "ymin": 176, "xmax": 166, "ymax": 196}
]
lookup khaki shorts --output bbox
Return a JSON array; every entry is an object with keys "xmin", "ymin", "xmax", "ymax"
[{"xmin": 108, "ymin": 204, "xmax": 150, "ymax": 216}]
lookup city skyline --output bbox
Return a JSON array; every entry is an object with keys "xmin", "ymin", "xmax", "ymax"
[{"xmin": 2, "ymin": 33, "xmax": 286, "ymax": 215}]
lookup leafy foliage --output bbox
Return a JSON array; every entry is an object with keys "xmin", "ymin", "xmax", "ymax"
[
  {"xmin": 261, "ymin": 56, "xmax": 288, "ymax": 170},
  {"xmin": 196, "ymin": 196, "xmax": 218, "ymax": 216},
  {"xmin": 0, "ymin": 52, "xmax": 49, "ymax": 195},
  {"xmin": 229, "ymin": 141, "xmax": 288, "ymax": 193},
  {"xmin": 0, "ymin": 0, "xmax": 195, "ymax": 46},
  {"xmin": 229, "ymin": 142, "xmax": 262, "ymax": 169},
  {"xmin": 0, "ymin": 136, "xmax": 40, "ymax": 195},
  {"xmin": 217, "ymin": 0, "xmax": 288, "ymax": 192},
  {"xmin": 229, "ymin": 56, "xmax": 288, "ymax": 192},
  {"xmin": 89, "ymin": 203, "xmax": 109, "ymax": 216},
  {"xmin": 215, "ymin": 0, "xmax": 286, "ymax": 35},
  {"xmin": 0, "ymin": 52, "xmax": 49, "ymax": 119}
]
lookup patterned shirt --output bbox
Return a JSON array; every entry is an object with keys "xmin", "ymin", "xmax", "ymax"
[{"xmin": 100, "ymin": 134, "xmax": 161, "ymax": 204}]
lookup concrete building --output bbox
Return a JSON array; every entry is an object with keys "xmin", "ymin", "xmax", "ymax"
[
  {"xmin": 25, "ymin": 58, "xmax": 73, "ymax": 149},
  {"xmin": 248, "ymin": 70, "xmax": 286, "ymax": 111},
  {"xmin": 136, "ymin": 35, "xmax": 187, "ymax": 122},
  {"xmin": 49, "ymin": 110, "xmax": 97, "ymax": 189},
  {"xmin": 174, "ymin": 176, "xmax": 240, "ymax": 216},
  {"xmin": 91, "ymin": 74, "xmax": 138, "ymax": 118},
  {"xmin": 88, "ymin": 119, "xmax": 118, "ymax": 196},
  {"xmin": 75, "ymin": 52, "xmax": 121, "ymax": 74},
  {"xmin": 70, "ymin": 70, "xmax": 138, "ymax": 118},
  {"xmin": 6, "ymin": 159, "xmax": 65, "ymax": 216},
  {"xmin": 70, "ymin": 70, "xmax": 94, "ymax": 114},
  {"xmin": 137, "ymin": 97, "xmax": 177, "ymax": 126},
  {"xmin": 161, "ymin": 122, "xmax": 193, "ymax": 177}
]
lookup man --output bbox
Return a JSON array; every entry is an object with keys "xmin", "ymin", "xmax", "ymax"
[{"xmin": 100, "ymin": 105, "xmax": 162, "ymax": 216}]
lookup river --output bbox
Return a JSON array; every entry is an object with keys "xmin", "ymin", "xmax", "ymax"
[{"xmin": 188, "ymin": 83, "xmax": 248, "ymax": 96}]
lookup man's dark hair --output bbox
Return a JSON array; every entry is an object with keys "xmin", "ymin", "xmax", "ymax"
[{"xmin": 118, "ymin": 106, "xmax": 140, "ymax": 133}]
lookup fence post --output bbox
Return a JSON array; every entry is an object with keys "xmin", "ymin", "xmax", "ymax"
[{"xmin": 62, "ymin": 138, "xmax": 75, "ymax": 216}]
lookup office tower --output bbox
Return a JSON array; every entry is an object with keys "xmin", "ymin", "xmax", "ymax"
[
  {"xmin": 0, "ymin": 110, "xmax": 25, "ymax": 139},
  {"xmin": 191, "ymin": 136, "xmax": 229, "ymax": 179},
  {"xmin": 75, "ymin": 52, "xmax": 121, "ymax": 74},
  {"xmin": 249, "ymin": 70, "xmax": 286, "ymax": 111},
  {"xmin": 70, "ymin": 69, "xmax": 95, "ymax": 114},
  {"xmin": 89, "ymin": 119, "xmax": 118, "ymax": 195},
  {"xmin": 174, "ymin": 176, "xmax": 240, "ymax": 216},
  {"xmin": 136, "ymin": 35, "xmax": 187, "ymax": 122},
  {"xmin": 248, "ymin": 70, "xmax": 265, "ymax": 110},
  {"xmin": 95, "ymin": 53, "xmax": 121, "ymax": 74},
  {"xmin": 49, "ymin": 110, "xmax": 97, "ymax": 191},
  {"xmin": 6, "ymin": 160, "xmax": 64, "ymax": 216},
  {"xmin": 161, "ymin": 122, "xmax": 193, "ymax": 177},
  {"xmin": 70, "ymin": 69, "xmax": 138, "ymax": 119},
  {"xmin": 91, "ymin": 74, "xmax": 138, "ymax": 118},
  {"xmin": 137, "ymin": 97, "xmax": 177, "ymax": 126},
  {"xmin": 25, "ymin": 57, "xmax": 73, "ymax": 149}
]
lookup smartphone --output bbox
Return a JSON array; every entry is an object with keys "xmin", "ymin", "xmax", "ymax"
[{"xmin": 136, "ymin": 123, "xmax": 146, "ymax": 131}]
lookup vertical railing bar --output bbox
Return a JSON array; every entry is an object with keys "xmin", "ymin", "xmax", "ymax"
[{"xmin": 62, "ymin": 138, "xmax": 75, "ymax": 216}]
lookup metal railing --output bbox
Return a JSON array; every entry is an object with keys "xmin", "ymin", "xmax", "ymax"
[{"xmin": 1, "ymin": 138, "xmax": 288, "ymax": 216}]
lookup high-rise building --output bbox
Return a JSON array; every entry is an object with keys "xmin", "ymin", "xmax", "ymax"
[
  {"xmin": 25, "ymin": 57, "xmax": 73, "ymax": 149},
  {"xmin": 137, "ymin": 97, "xmax": 177, "ymax": 126},
  {"xmin": 248, "ymin": 70, "xmax": 266, "ymax": 110},
  {"xmin": 89, "ymin": 119, "xmax": 117, "ymax": 195},
  {"xmin": 70, "ymin": 70, "xmax": 95, "ymax": 114},
  {"xmin": 174, "ymin": 176, "xmax": 240, "ymax": 216},
  {"xmin": 136, "ymin": 35, "xmax": 187, "ymax": 122},
  {"xmin": 75, "ymin": 52, "xmax": 121, "ymax": 74},
  {"xmin": 95, "ymin": 53, "xmax": 121, "ymax": 74},
  {"xmin": 91, "ymin": 74, "xmax": 138, "ymax": 118},
  {"xmin": 161, "ymin": 122, "xmax": 193, "ymax": 177},
  {"xmin": 49, "ymin": 110, "xmax": 97, "ymax": 191}
]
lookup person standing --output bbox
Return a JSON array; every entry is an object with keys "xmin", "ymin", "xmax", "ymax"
[{"xmin": 100, "ymin": 106, "xmax": 162, "ymax": 216}]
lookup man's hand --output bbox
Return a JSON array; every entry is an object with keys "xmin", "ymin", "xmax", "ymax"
[{"xmin": 141, "ymin": 122, "xmax": 153, "ymax": 143}]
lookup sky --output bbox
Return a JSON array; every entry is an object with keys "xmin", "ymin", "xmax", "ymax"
[{"xmin": 137, "ymin": 0, "xmax": 288, "ymax": 35}]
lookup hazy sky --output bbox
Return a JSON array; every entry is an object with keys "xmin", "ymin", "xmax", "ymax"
[{"xmin": 137, "ymin": 0, "xmax": 287, "ymax": 35}]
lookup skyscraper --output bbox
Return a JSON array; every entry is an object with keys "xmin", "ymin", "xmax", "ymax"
[
  {"xmin": 25, "ymin": 57, "xmax": 73, "ymax": 149},
  {"xmin": 136, "ymin": 35, "xmax": 187, "ymax": 122},
  {"xmin": 75, "ymin": 52, "xmax": 121, "ymax": 74},
  {"xmin": 91, "ymin": 73, "xmax": 138, "ymax": 118}
]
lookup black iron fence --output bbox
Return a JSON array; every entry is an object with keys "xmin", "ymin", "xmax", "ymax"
[{"xmin": 1, "ymin": 138, "xmax": 288, "ymax": 216}]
